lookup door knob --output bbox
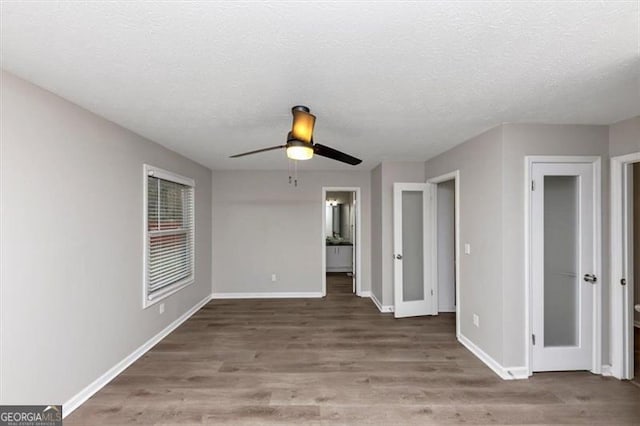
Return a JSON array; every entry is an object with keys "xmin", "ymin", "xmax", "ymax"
[
  {"xmin": 395, "ymin": 254, "xmax": 403, "ymax": 260},
  {"xmin": 583, "ymin": 273, "xmax": 597, "ymax": 283}
]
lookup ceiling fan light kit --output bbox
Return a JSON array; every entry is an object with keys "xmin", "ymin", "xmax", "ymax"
[{"xmin": 285, "ymin": 138, "xmax": 314, "ymax": 161}]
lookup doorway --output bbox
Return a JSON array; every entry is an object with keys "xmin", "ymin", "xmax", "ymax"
[
  {"xmin": 322, "ymin": 187, "xmax": 361, "ymax": 297},
  {"xmin": 526, "ymin": 156, "xmax": 602, "ymax": 374},
  {"xmin": 427, "ymin": 171, "xmax": 461, "ymax": 335},
  {"xmin": 611, "ymin": 152, "xmax": 640, "ymax": 382},
  {"xmin": 436, "ymin": 179, "xmax": 456, "ymax": 314}
]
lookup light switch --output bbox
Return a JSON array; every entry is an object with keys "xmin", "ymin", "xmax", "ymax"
[
  {"xmin": 473, "ymin": 314, "xmax": 479, "ymax": 327},
  {"xmin": 159, "ymin": 303, "xmax": 165, "ymax": 314},
  {"xmin": 465, "ymin": 243, "xmax": 471, "ymax": 255},
  {"xmin": 271, "ymin": 274, "xmax": 277, "ymax": 282}
]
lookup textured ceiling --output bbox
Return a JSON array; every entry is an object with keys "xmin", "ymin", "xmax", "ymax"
[{"xmin": 1, "ymin": 1, "xmax": 639, "ymax": 170}]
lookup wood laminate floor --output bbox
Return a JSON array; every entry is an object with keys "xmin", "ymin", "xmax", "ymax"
[{"xmin": 67, "ymin": 274, "xmax": 640, "ymax": 425}]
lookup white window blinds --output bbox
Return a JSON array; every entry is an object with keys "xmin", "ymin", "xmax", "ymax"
[{"xmin": 144, "ymin": 166, "xmax": 195, "ymax": 305}]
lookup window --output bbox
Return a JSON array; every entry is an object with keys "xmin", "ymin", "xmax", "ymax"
[{"xmin": 143, "ymin": 164, "xmax": 195, "ymax": 308}]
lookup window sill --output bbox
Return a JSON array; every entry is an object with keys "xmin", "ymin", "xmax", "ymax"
[{"xmin": 143, "ymin": 277, "xmax": 194, "ymax": 309}]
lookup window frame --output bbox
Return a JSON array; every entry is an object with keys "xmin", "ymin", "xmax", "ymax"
[{"xmin": 142, "ymin": 164, "xmax": 196, "ymax": 309}]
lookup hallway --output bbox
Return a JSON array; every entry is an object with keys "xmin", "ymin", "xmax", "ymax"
[
  {"xmin": 68, "ymin": 275, "xmax": 640, "ymax": 424},
  {"xmin": 325, "ymin": 272, "xmax": 354, "ymax": 297}
]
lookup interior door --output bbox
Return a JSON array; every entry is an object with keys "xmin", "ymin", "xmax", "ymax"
[
  {"xmin": 622, "ymin": 162, "xmax": 634, "ymax": 378},
  {"xmin": 352, "ymin": 191, "xmax": 357, "ymax": 293},
  {"xmin": 531, "ymin": 162, "xmax": 597, "ymax": 372},
  {"xmin": 393, "ymin": 182, "xmax": 436, "ymax": 318}
]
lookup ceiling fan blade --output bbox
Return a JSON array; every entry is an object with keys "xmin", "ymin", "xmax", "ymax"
[
  {"xmin": 229, "ymin": 145, "xmax": 286, "ymax": 158},
  {"xmin": 313, "ymin": 143, "xmax": 362, "ymax": 165}
]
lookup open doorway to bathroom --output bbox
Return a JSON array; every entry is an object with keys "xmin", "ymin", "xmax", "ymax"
[{"xmin": 322, "ymin": 187, "xmax": 361, "ymax": 298}]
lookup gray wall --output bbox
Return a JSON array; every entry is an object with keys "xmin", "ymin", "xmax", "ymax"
[
  {"xmin": 370, "ymin": 165, "xmax": 383, "ymax": 302},
  {"xmin": 424, "ymin": 123, "xmax": 610, "ymax": 368},
  {"xmin": 0, "ymin": 72, "xmax": 213, "ymax": 404},
  {"xmin": 211, "ymin": 170, "xmax": 370, "ymax": 294},
  {"xmin": 501, "ymin": 123, "xmax": 609, "ymax": 367},
  {"xmin": 377, "ymin": 162, "xmax": 425, "ymax": 306},
  {"xmin": 425, "ymin": 126, "xmax": 505, "ymax": 363},
  {"xmin": 609, "ymin": 116, "xmax": 640, "ymax": 157}
]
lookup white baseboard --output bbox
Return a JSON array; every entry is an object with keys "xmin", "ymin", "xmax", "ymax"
[
  {"xmin": 502, "ymin": 366, "xmax": 530, "ymax": 380},
  {"xmin": 369, "ymin": 292, "xmax": 394, "ymax": 313},
  {"xmin": 359, "ymin": 290, "xmax": 371, "ymax": 298},
  {"xmin": 211, "ymin": 292, "xmax": 323, "ymax": 299},
  {"xmin": 601, "ymin": 364, "xmax": 613, "ymax": 376},
  {"xmin": 63, "ymin": 293, "xmax": 212, "ymax": 418},
  {"xmin": 457, "ymin": 333, "xmax": 527, "ymax": 380}
]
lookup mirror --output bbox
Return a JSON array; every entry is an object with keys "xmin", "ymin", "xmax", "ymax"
[
  {"xmin": 326, "ymin": 192, "xmax": 353, "ymax": 242},
  {"xmin": 332, "ymin": 205, "xmax": 342, "ymax": 235}
]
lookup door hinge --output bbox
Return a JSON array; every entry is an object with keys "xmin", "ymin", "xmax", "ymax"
[
  {"xmin": 430, "ymin": 289, "xmax": 434, "ymax": 296},
  {"xmin": 531, "ymin": 180, "xmax": 535, "ymax": 191},
  {"xmin": 532, "ymin": 334, "xmax": 536, "ymax": 345},
  {"xmin": 621, "ymin": 278, "xmax": 627, "ymax": 286}
]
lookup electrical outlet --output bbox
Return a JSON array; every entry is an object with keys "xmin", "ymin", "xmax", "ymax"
[
  {"xmin": 159, "ymin": 303, "xmax": 165, "ymax": 314},
  {"xmin": 473, "ymin": 314, "xmax": 479, "ymax": 327},
  {"xmin": 465, "ymin": 243, "xmax": 471, "ymax": 255},
  {"xmin": 271, "ymin": 274, "xmax": 277, "ymax": 282}
]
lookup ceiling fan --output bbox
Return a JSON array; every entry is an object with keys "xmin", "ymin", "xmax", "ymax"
[{"xmin": 229, "ymin": 106, "xmax": 362, "ymax": 166}]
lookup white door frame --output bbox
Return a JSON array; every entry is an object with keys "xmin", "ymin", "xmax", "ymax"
[
  {"xmin": 524, "ymin": 156, "xmax": 602, "ymax": 376},
  {"xmin": 427, "ymin": 170, "xmax": 461, "ymax": 337},
  {"xmin": 322, "ymin": 187, "xmax": 362, "ymax": 297},
  {"xmin": 610, "ymin": 152, "xmax": 640, "ymax": 379},
  {"xmin": 393, "ymin": 182, "xmax": 435, "ymax": 317}
]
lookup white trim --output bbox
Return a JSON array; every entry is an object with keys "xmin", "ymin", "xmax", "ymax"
[
  {"xmin": 322, "ymin": 187, "xmax": 362, "ymax": 297},
  {"xmin": 525, "ymin": 156, "xmax": 602, "ymax": 376},
  {"xmin": 504, "ymin": 367, "xmax": 530, "ymax": 380},
  {"xmin": 601, "ymin": 365, "xmax": 613, "ymax": 376},
  {"xmin": 142, "ymin": 164, "xmax": 196, "ymax": 309},
  {"xmin": 427, "ymin": 170, "xmax": 461, "ymax": 336},
  {"xmin": 369, "ymin": 292, "xmax": 394, "ymax": 313},
  {"xmin": 146, "ymin": 278, "xmax": 194, "ymax": 304},
  {"xmin": 63, "ymin": 293, "xmax": 211, "ymax": 418},
  {"xmin": 211, "ymin": 292, "xmax": 323, "ymax": 299},
  {"xmin": 145, "ymin": 164, "xmax": 195, "ymax": 187},
  {"xmin": 359, "ymin": 290, "xmax": 372, "ymax": 298},
  {"xmin": 457, "ymin": 334, "xmax": 526, "ymax": 380},
  {"xmin": 392, "ymin": 182, "xmax": 435, "ymax": 318},
  {"xmin": 611, "ymin": 152, "xmax": 640, "ymax": 379}
]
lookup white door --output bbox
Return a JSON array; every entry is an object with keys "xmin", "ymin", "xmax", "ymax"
[
  {"xmin": 621, "ymin": 162, "xmax": 634, "ymax": 378},
  {"xmin": 352, "ymin": 192, "xmax": 357, "ymax": 293},
  {"xmin": 393, "ymin": 182, "xmax": 436, "ymax": 318},
  {"xmin": 531, "ymin": 162, "xmax": 597, "ymax": 371}
]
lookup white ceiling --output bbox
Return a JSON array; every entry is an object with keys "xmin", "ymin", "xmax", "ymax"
[{"xmin": 2, "ymin": 1, "xmax": 639, "ymax": 170}]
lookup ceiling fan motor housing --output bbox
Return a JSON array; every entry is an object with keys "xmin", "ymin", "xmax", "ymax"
[{"xmin": 291, "ymin": 105, "xmax": 311, "ymax": 114}]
